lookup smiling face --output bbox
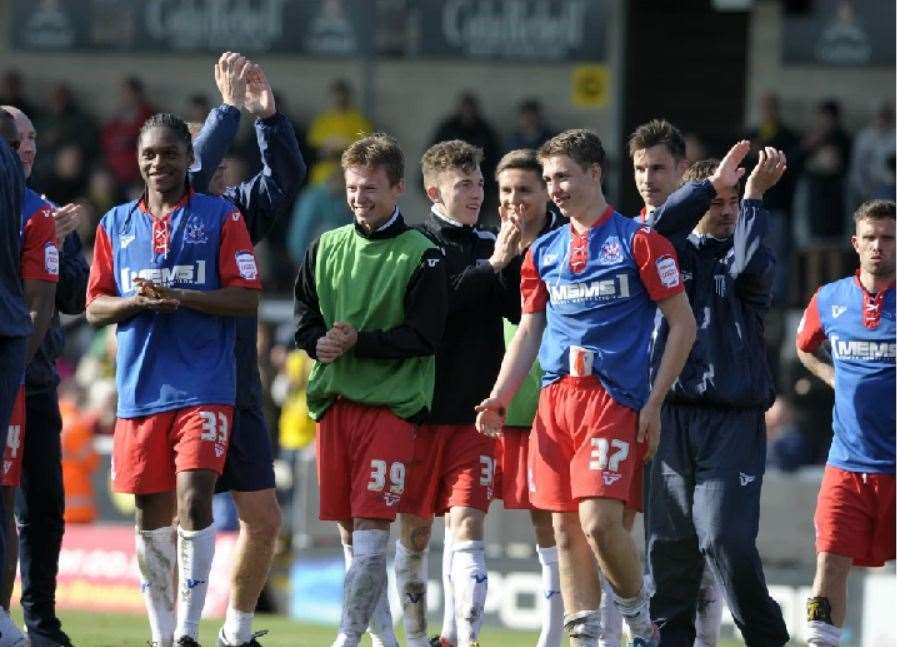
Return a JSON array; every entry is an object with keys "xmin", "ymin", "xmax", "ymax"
[
  {"xmin": 429, "ymin": 166, "xmax": 484, "ymax": 226},
  {"xmin": 344, "ymin": 164, "xmax": 404, "ymax": 232},
  {"xmin": 541, "ymin": 154, "xmax": 601, "ymax": 220},
  {"xmin": 497, "ymin": 167, "xmax": 549, "ymax": 229},
  {"xmin": 138, "ymin": 126, "xmax": 192, "ymax": 198}
]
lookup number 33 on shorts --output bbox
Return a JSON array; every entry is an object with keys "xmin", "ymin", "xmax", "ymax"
[{"xmin": 199, "ymin": 410, "xmax": 229, "ymax": 458}]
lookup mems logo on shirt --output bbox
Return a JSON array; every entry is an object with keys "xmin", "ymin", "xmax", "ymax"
[
  {"xmin": 830, "ymin": 334, "xmax": 896, "ymax": 360},
  {"xmin": 549, "ymin": 273, "xmax": 631, "ymax": 303},
  {"xmin": 120, "ymin": 261, "xmax": 207, "ymax": 293}
]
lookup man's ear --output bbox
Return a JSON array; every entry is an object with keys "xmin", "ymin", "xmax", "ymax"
[
  {"xmin": 676, "ymin": 158, "xmax": 689, "ymax": 177},
  {"xmin": 591, "ymin": 163, "xmax": 603, "ymax": 186},
  {"xmin": 425, "ymin": 183, "xmax": 442, "ymax": 205}
]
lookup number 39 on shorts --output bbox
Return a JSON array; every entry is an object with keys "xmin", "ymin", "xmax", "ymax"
[{"xmin": 368, "ymin": 460, "xmax": 406, "ymax": 494}]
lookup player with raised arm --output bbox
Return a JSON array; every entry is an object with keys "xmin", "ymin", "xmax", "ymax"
[
  {"xmin": 477, "ymin": 129, "xmax": 696, "ymax": 647},
  {"xmin": 86, "ymin": 113, "xmax": 262, "ymax": 647},
  {"xmin": 641, "ymin": 141, "xmax": 791, "ymax": 647},
  {"xmin": 796, "ymin": 199, "xmax": 895, "ymax": 647},
  {"xmin": 293, "ymin": 134, "xmax": 447, "ymax": 647},
  {"xmin": 188, "ymin": 52, "xmax": 306, "ymax": 647},
  {"xmin": 492, "ymin": 149, "xmax": 566, "ymax": 647},
  {"xmin": 395, "ymin": 140, "xmax": 521, "ymax": 647}
]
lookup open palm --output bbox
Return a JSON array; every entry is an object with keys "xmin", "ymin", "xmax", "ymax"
[{"xmin": 243, "ymin": 64, "xmax": 276, "ymax": 119}]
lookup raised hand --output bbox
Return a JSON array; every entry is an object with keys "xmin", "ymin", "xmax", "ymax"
[
  {"xmin": 214, "ymin": 51, "xmax": 249, "ymax": 108},
  {"xmin": 242, "ymin": 63, "xmax": 276, "ymax": 120},
  {"xmin": 52, "ymin": 202, "xmax": 83, "ymax": 245},
  {"xmin": 744, "ymin": 147, "xmax": 787, "ymax": 200},
  {"xmin": 489, "ymin": 214, "xmax": 522, "ymax": 271},
  {"xmin": 709, "ymin": 139, "xmax": 751, "ymax": 194}
]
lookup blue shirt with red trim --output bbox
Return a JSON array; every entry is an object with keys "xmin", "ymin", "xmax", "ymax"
[
  {"xmin": 797, "ymin": 274, "xmax": 895, "ymax": 474},
  {"xmin": 86, "ymin": 191, "xmax": 261, "ymax": 418},
  {"xmin": 522, "ymin": 207, "xmax": 684, "ymax": 411}
]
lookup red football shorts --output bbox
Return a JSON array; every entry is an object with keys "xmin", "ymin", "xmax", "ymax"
[
  {"xmin": 400, "ymin": 424, "xmax": 496, "ymax": 517},
  {"xmin": 316, "ymin": 399, "xmax": 415, "ymax": 521},
  {"xmin": 112, "ymin": 404, "xmax": 233, "ymax": 494},
  {"xmin": 495, "ymin": 426, "xmax": 532, "ymax": 509},
  {"xmin": 814, "ymin": 464, "xmax": 895, "ymax": 567},
  {"xmin": 1, "ymin": 386, "xmax": 25, "ymax": 488},
  {"xmin": 529, "ymin": 376, "xmax": 645, "ymax": 512}
]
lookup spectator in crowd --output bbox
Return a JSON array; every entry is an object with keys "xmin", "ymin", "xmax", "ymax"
[
  {"xmin": 287, "ymin": 158, "xmax": 350, "ymax": 264},
  {"xmin": 99, "ymin": 77, "xmax": 154, "ymax": 190},
  {"xmin": 766, "ymin": 396, "xmax": 815, "ymax": 472},
  {"xmin": 430, "ymin": 92, "xmax": 501, "ymax": 218},
  {"xmin": 747, "ymin": 92, "xmax": 802, "ymax": 303},
  {"xmin": 307, "ymin": 79, "xmax": 372, "ymax": 185},
  {"xmin": 0, "ymin": 70, "xmax": 38, "ymax": 120},
  {"xmin": 33, "ymin": 84, "xmax": 99, "ymax": 184},
  {"xmin": 504, "ymin": 99, "xmax": 553, "ymax": 152},
  {"xmin": 186, "ymin": 93, "xmax": 212, "ymax": 124},
  {"xmin": 43, "ymin": 144, "xmax": 88, "ymax": 205},
  {"xmin": 684, "ymin": 133, "xmax": 707, "ymax": 165},
  {"xmin": 799, "ymin": 100, "xmax": 852, "ymax": 240},
  {"xmin": 848, "ymin": 101, "xmax": 895, "ymax": 205}
]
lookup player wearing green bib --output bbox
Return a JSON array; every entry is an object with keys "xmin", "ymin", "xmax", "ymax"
[{"xmin": 294, "ymin": 134, "xmax": 447, "ymax": 647}]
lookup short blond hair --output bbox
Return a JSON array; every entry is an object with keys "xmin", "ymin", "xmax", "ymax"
[
  {"xmin": 341, "ymin": 133, "xmax": 404, "ymax": 186},
  {"xmin": 421, "ymin": 140, "xmax": 482, "ymax": 187}
]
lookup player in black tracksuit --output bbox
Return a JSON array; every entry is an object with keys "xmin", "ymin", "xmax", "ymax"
[{"xmin": 644, "ymin": 145, "xmax": 790, "ymax": 647}]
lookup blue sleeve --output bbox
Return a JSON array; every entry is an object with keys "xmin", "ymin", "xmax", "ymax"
[
  {"xmin": 189, "ymin": 105, "xmax": 241, "ymax": 193},
  {"xmin": 221, "ymin": 113, "xmax": 307, "ymax": 245},
  {"xmin": 731, "ymin": 199, "xmax": 775, "ymax": 308},
  {"xmin": 645, "ymin": 179, "xmax": 715, "ymax": 240},
  {"xmin": 55, "ymin": 231, "xmax": 89, "ymax": 315}
]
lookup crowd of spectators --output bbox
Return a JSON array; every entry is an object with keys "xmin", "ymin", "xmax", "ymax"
[{"xmin": 2, "ymin": 66, "xmax": 893, "ymax": 534}]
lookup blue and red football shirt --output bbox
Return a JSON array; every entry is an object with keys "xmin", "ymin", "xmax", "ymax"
[
  {"xmin": 21, "ymin": 188, "xmax": 59, "ymax": 286},
  {"xmin": 86, "ymin": 190, "xmax": 261, "ymax": 418},
  {"xmin": 522, "ymin": 207, "xmax": 684, "ymax": 411},
  {"xmin": 797, "ymin": 273, "xmax": 895, "ymax": 474}
]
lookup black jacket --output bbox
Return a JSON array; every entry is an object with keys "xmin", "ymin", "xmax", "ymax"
[
  {"xmin": 647, "ymin": 180, "xmax": 776, "ymax": 410},
  {"xmin": 416, "ymin": 209, "xmax": 521, "ymax": 425}
]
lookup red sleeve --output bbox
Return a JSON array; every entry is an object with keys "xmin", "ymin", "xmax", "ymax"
[
  {"xmin": 20, "ymin": 207, "xmax": 59, "ymax": 283},
  {"xmin": 218, "ymin": 210, "xmax": 263, "ymax": 290},
  {"xmin": 631, "ymin": 228, "xmax": 685, "ymax": 302},
  {"xmin": 86, "ymin": 225, "xmax": 117, "ymax": 305},
  {"xmin": 796, "ymin": 292, "xmax": 826, "ymax": 353},
  {"xmin": 521, "ymin": 248, "xmax": 548, "ymax": 313}
]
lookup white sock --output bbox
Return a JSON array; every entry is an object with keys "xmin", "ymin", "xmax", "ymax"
[
  {"xmin": 597, "ymin": 571, "xmax": 622, "ymax": 647},
  {"xmin": 395, "ymin": 540, "xmax": 429, "ymax": 647},
  {"xmin": 613, "ymin": 585, "xmax": 655, "ymax": 641},
  {"xmin": 563, "ymin": 609, "xmax": 601, "ymax": 647},
  {"xmin": 806, "ymin": 620, "xmax": 841, "ymax": 646},
  {"xmin": 442, "ymin": 527, "xmax": 457, "ymax": 646},
  {"xmin": 451, "ymin": 540, "xmax": 488, "ymax": 646},
  {"xmin": 694, "ymin": 565, "xmax": 722, "ymax": 647},
  {"xmin": 222, "ymin": 605, "xmax": 254, "ymax": 646},
  {"xmin": 339, "ymin": 529, "xmax": 389, "ymax": 646},
  {"xmin": 136, "ymin": 525, "xmax": 177, "ymax": 646},
  {"xmin": 343, "ymin": 542, "xmax": 398, "ymax": 647},
  {"xmin": 175, "ymin": 524, "xmax": 216, "ymax": 641},
  {"xmin": 535, "ymin": 545, "xmax": 563, "ymax": 647}
]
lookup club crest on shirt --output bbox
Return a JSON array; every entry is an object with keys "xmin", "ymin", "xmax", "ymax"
[
  {"xmin": 598, "ymin": 236, "xmax": 623, "ymax": 265},
  {"xmin": 184, "ymin": 216, "xmax": 208, "ymax": 244}
]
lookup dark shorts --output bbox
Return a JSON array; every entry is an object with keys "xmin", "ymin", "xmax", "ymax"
[{"xmin": 215, "ymin": 404, "xmax": 276, "ymax": 493}]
